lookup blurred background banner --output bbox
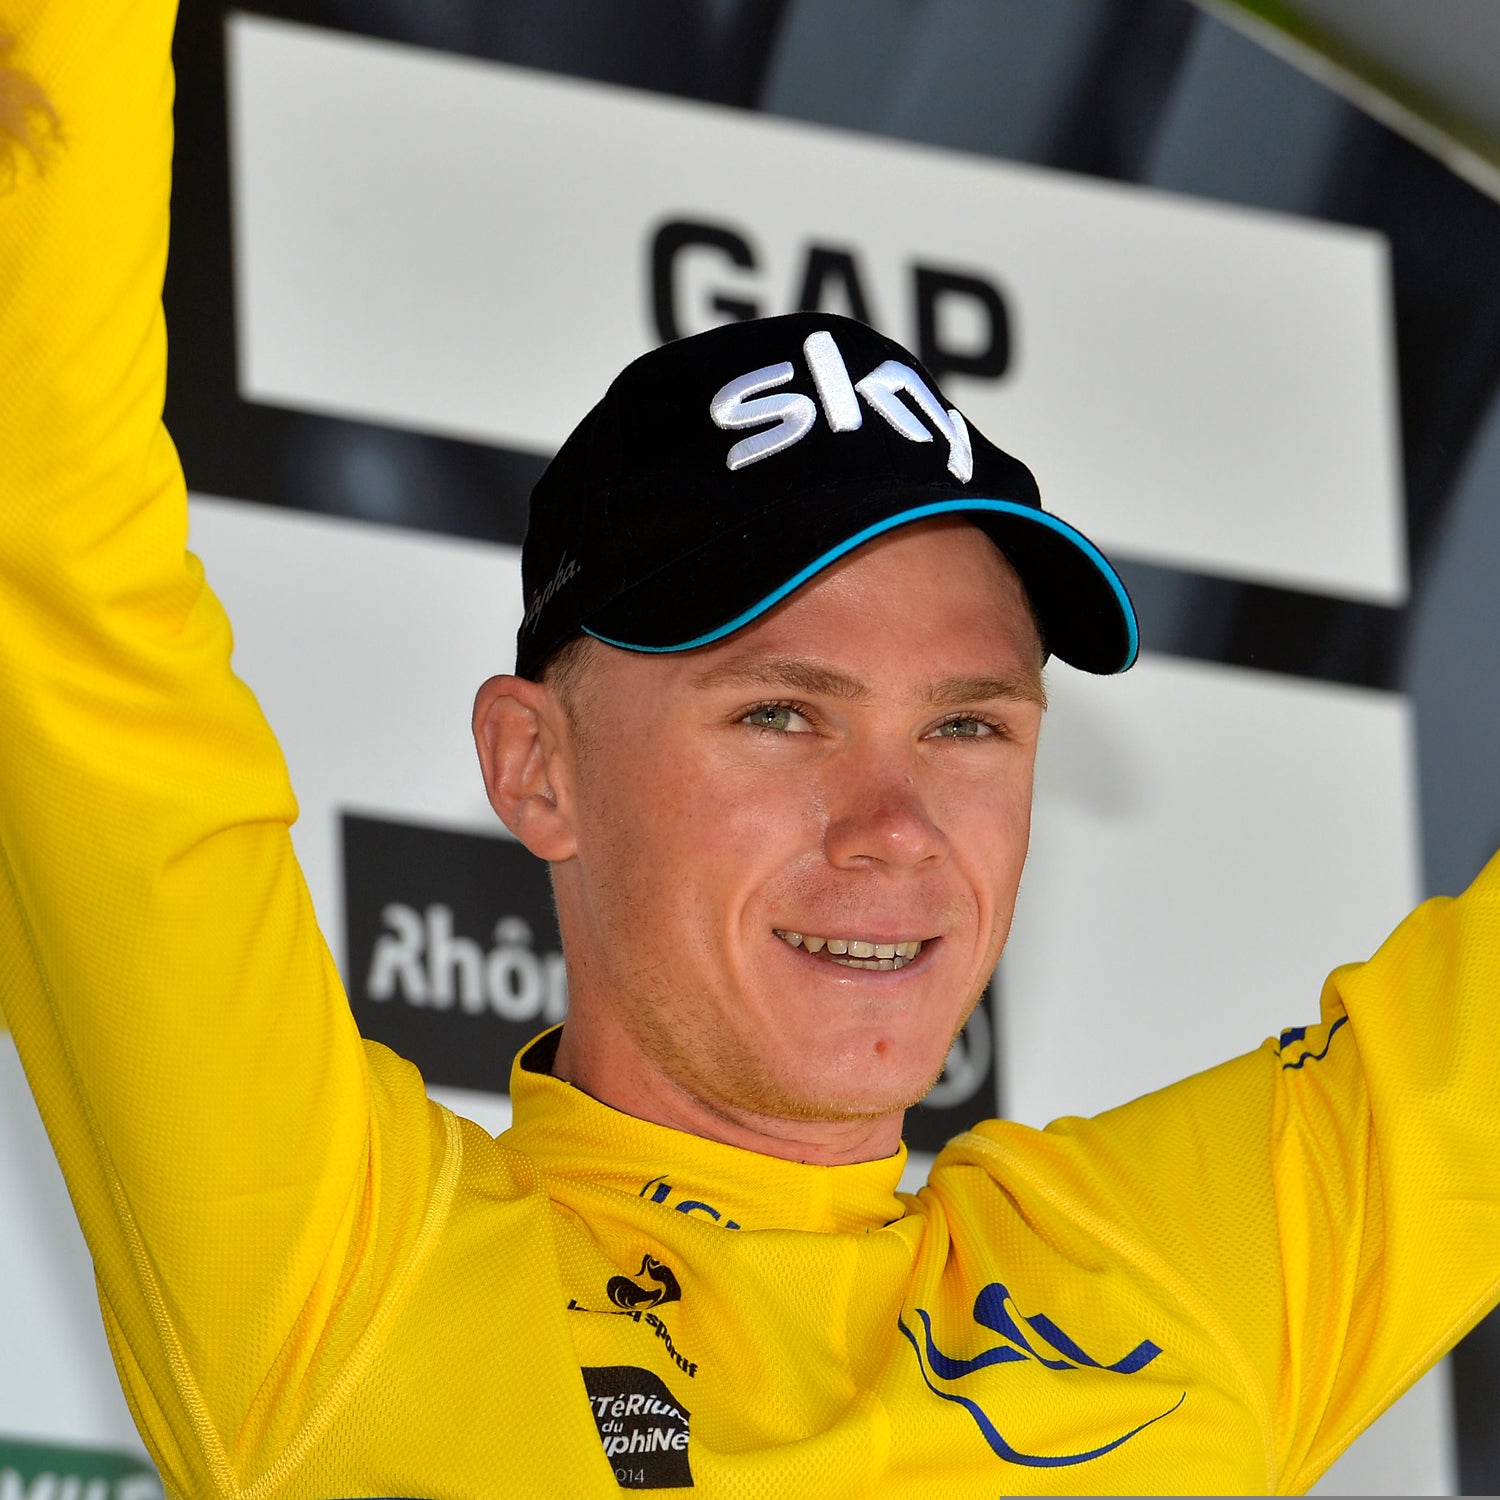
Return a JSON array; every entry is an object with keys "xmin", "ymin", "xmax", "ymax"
[
  {"xmin": 4, "ymin": 1, "xmax": 1500, "ymax": 1493},
  {"xmin": 228, "ymin": 13, "xmax": 1405, "ymax": 602}
]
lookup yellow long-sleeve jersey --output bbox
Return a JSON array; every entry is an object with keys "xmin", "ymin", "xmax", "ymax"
[{"xmin": 3, "ymin": 2, "xmax": 1499, "ymax": 1495}]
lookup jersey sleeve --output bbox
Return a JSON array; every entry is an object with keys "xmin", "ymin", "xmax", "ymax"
[
  {"xmin": 0, "ymin": 4, "xmax": 456, "ymax": 1491},
  {"xmin": 1277, "ymin": 850, "xmax": 1500, "ymax": 1481},
  {"xmin": 942, "ymin": 850, "xmax": 1500, "ymax": 1493}
]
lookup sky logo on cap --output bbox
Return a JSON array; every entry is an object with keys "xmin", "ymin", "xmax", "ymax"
[{"xmin": 709, "ymin": 330, "xmax": 974, "ymax": 481}]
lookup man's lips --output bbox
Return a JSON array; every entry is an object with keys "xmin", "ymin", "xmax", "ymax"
[{"xmin": 772, "ymin": 928, "xmax": 932, "ymax": 971}]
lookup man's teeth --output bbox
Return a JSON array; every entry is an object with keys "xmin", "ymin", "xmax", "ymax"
[{"xmin": 773, "ymin": 930, "xmax": 924, "ymax": 970}]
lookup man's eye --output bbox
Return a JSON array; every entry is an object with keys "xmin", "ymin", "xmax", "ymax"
[
  {"xmin": 931, "ymin": 716, "xmax": 993, "ymax": 740},
  {"xmin": 743, "ymin": 704, "xmax": 808, "ymax": 733}
]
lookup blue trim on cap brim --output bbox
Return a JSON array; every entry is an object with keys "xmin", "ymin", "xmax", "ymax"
[{"xmin": 584, "ymin": 498, "xmax": 1140, "ymax": 673}]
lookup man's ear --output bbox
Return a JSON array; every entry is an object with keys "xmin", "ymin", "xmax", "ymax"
[{"xmin": 472, "ymin": 674, "xmax": 577, "ymax": 862}]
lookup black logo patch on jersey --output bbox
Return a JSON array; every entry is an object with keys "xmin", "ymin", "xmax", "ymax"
[
  {"xmin": 607, "ymin": 1255, "xmax": 682, "ymax": 1310},
  {"xmin": 582, "ymin": 1365, "xmax": 693, "ymax": 1490}
]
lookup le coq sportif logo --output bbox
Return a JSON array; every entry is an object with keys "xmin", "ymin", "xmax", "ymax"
[{"xmin": 607, "ymin": 1255, "xmax": 683, "ymax": 1312}]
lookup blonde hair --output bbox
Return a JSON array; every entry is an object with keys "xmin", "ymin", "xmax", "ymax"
[
  {"xmin": 0, "ymin": 33, "xmax": 59, "ymax": 190},
  {"xmin": 540, "ymin": 633, "xmax": 604, "ymax": 757}
]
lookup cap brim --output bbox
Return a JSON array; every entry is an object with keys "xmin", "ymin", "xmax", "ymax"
[{"xmin": 584, "ymin": 492, "xmax": 1138, "ymax": 675}]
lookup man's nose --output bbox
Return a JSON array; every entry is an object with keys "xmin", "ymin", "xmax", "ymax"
[{"xmin": 822, "ymin": 752, "xmax": 949, "ymax": 871}]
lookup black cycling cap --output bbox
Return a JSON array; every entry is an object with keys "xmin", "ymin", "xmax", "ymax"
[{"xmin": 515, "ymin": 311, "xmax": 1137, "ymax": 681}]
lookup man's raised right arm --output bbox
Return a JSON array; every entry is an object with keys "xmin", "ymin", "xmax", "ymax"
[{"xmin": 0, "ymin": 4, "xmax": 451, "ymax": 1490}]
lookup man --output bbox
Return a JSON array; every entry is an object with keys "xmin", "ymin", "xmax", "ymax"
[
  {"xmin": 2, "ymin": 3, "xmax": 1497, "ymax": 1496},
  {"xmin": 471, "ymin": 311, "xmax": 1131, "ymax": 1172}
]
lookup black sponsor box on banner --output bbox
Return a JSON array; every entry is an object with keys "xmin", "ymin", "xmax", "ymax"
[
  {"xmin": 342, "ymin": 812, "xmax": 565, "ymax": 1095},
  {"xmin": 340, "ymin": 811, "xmax": 1001, "ymax": 1146}
]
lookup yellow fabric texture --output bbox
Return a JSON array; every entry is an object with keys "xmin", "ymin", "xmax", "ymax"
[{"xmin": 3, "ymin": 3, "xmax": 1499, "ymax": 1495}]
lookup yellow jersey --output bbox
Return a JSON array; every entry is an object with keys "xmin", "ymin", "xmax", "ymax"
[{"xmin": 2, "ymin": 1, "xmax": 1498, "ymax": 1494}]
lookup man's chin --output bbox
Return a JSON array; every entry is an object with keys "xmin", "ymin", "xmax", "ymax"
[{"xmin": 737, "ymin": 1047, "xmax": 952, "ymax": 1125}]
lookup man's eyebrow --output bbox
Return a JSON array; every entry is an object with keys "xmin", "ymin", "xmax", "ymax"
[
  {"xmin": 690, "ymin": 656, "xmax": 871, "ymax": 701},
  {"xmin": 927, "ymin": 673, "xmax": 1048, "ymax": 711},
  {"xmin": 690, "ymin": 658, "xmax": 1047, "ymax": 710}
]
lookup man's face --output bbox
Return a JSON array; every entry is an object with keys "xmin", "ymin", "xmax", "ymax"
[{"xmin": 550, "ymin": 518, "xmax": 1044, "ymax": 1140}]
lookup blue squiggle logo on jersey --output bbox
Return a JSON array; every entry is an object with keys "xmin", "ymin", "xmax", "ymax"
[{"xmin": 901, "ymin": 1283, "xmax": 1184, "ymax": 1467}]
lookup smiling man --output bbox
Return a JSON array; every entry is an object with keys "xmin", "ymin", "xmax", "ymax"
[
  {"xmin": 471, "ymin": 314, "xmax": 1092, "ymax": 1167},
  {"xmin": 495, "ymin": 521, "xmax": 1042, "ymax": 1160},
  {"xmin": 4, "ymin": 4, "xmax": 1500, "ymax": 1498}
]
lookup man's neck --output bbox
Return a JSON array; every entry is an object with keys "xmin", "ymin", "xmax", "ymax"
[{"xmin": 549, "ymin": 1018, "xmax": 906, "ymax": 1167}]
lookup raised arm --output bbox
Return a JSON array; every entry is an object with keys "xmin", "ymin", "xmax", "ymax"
[
  {"xmin": 0, "ymin": 3, "xmax": 448, "ymax": 1489},
  {"xmin": 946, "ymin": 850, "xmax": 1500, "ymax": 1491}
]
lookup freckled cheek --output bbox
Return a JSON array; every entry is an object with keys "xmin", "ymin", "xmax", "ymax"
[
  {"xmin": 695, "ymin": 784, "xmax": 813, "ymax": 887},
  {"xmin": 939, "ymin": 764, "xmax": 1031, "ymax": 839},
  {"xmin": 946, "ymin": 785, "xmax": 1032, "ymax": 938},
  {"xmin": 590, "ymin": 757, "xmax": 802, "ymax": 951},
  {"xmin": 683, "ymin": 774, "xmax": 825, "ymax": 953},
  {"xmin": 576, "ymin": 754, "xmax": 693, "ymax": 911},
  {"xmin": 648, "ymin": 751, "xmax": 778, "ymax": 848}
]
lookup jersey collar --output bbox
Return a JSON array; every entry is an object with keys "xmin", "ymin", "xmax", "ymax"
[{"xmin": 501, "ymin": 1029, "xmax": 910, "ymax": 1234}]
